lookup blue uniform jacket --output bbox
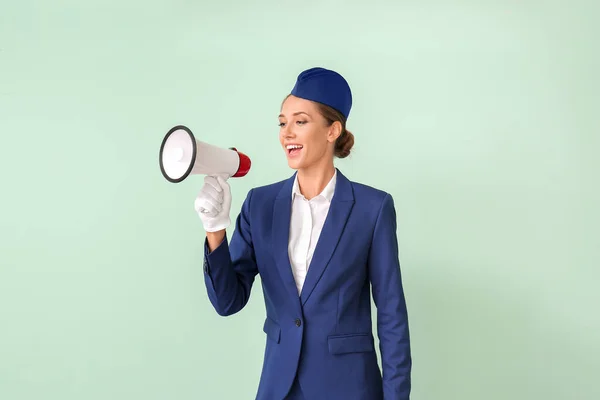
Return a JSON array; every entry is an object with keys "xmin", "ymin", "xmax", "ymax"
[{"xmin": 203, "ymin": 169, "xmax": 411, "ymax": 399}]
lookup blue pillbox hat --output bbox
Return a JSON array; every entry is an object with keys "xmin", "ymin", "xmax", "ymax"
[{"xmin": 290, "ymin": 67, "xmax": 352, "ymax": 119}]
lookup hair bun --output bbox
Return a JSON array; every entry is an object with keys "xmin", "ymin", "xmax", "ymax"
[{"xmin": 335, "ymin": 129, "xmax": 354, "ymax": 158}]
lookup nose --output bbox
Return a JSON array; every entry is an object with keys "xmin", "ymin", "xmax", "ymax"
[{"xmin": 281, "ymin": 123, "xmax": 294, "ymax": 138}]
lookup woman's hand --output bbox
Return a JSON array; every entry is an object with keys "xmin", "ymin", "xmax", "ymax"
[{"xmin": 194, "ymin": 175, "xmax": 232, "ymax": 234}]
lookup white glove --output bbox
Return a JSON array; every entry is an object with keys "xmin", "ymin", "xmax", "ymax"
[{"xmin": 194, "ymin": 175, "xmax": 232, "ymax": 232}]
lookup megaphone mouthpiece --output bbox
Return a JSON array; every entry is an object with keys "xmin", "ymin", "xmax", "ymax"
[{"xmin": 228, "ymin": 147, "xmax": 251, "ymax": 178}]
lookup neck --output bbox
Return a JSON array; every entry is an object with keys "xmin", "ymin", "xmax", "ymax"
[{"xmin": 296, "ymin": 161, "xmax": 336, "ymax": 200}]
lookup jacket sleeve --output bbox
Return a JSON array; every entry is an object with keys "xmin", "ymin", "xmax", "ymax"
[
  {"xmin": 203, "ymin": 188, "xmax": 258, "ymax": 316},
  {"xmin": 368, "ymin": 193, "xmax": 412, "ymax": 399}
]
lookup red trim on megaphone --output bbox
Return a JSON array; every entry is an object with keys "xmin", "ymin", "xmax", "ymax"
[{"xmin": 229, "ymin": 147, "xmax": 251, "ymax": 177}]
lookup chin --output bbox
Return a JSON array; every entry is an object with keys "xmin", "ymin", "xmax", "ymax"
[
  {"xmin": 287, "ymin": 160, "xmax": 302, "ymax": 170},
  {"xmin": 285, "ymin": 156, "xmax": 302, "ymax": 169}
]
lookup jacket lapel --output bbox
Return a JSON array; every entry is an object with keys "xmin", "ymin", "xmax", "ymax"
[
  {"xmin": 300, "ymin": 169, "xmax": 354, "ymax": 306},
  {"xmin": 272, "ymin": 173, "xmax": 302, "ymax": 302}
]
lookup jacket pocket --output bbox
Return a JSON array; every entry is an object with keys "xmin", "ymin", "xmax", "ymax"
[
  {"xmin": 328, "ymin": 333, "xmax": 374, "ymax": 355},
  {"xmin": 263, "ymin": 316, "xmax": 280, "ymax": 344}
]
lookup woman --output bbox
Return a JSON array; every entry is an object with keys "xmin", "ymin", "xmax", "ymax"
[{"xmin": 194, "ymin": 67, "xmax": 412, "ymax": 400}]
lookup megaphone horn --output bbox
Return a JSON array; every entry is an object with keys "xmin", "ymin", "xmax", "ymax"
[{"xmin": 159, "ymin": 125, "xmax": 251, "ymax": 183}]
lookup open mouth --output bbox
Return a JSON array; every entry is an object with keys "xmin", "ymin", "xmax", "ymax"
[{"xmin": 286, "ymin": 144, "xmax": 303, "ymax": 156}]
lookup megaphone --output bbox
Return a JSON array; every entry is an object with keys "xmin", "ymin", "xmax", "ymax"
[{"xmin": 159, "ymin": 125, "xmax": 251, "ymax": 183}]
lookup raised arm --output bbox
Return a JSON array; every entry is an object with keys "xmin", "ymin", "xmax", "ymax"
[{"xmin": 195, "ymin": 176, "xmax": 258, "ymax": 316}]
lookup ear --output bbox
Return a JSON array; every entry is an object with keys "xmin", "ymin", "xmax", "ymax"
[{"xmin": 327, "ymin": 121, "xmax": 342, "ymax": 143}]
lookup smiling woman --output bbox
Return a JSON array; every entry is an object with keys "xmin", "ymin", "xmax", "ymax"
[{"xmin": 195, "ymin": 67, "xmax": 412, "ymax": 400}]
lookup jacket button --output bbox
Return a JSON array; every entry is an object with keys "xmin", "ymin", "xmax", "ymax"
[{"xmin": 295, "ymin": 318, "xmax": 301, "ymax": 327}]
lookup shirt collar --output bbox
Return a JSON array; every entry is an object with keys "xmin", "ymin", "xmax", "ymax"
[{"xmin": 292, "ymin": 169, "xmax": 337, "ymax": 202}]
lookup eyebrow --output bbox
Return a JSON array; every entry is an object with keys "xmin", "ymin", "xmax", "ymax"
[{"xmin": 278, "ymin": 111, "xmax": 310, "ymax": 118}]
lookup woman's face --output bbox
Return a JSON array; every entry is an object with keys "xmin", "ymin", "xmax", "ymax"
[{"xmin": 278, "ymin": 95, "xmax": 339, "ymax": 171}]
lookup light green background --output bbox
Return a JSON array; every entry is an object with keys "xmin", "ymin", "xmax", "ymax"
[{"xmin": 1, "ymin": 1, "xmax": 598, "ymax": 399}]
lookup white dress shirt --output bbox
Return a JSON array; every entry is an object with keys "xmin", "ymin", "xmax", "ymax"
[{"xmin": 288, "ymin": 170, "xmax": 337, "ymax": 295}]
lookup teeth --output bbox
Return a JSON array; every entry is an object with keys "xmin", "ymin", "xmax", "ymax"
[{"xmin": 286, "ymin": 145, "xmax": 303, "ymax": 150}]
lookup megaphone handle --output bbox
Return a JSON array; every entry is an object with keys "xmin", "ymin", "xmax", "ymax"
[{"xmin": 198, "ymin": 173, "xmax": 230, "ymax": 214}]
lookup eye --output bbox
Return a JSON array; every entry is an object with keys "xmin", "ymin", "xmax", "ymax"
[
  {"xmin": 278, "ymin": 122, "xmax": 285, "ymax": 127},
  {"xmin": 296, "ymin": 120, "xmax": 307, "ymax": 125}
]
